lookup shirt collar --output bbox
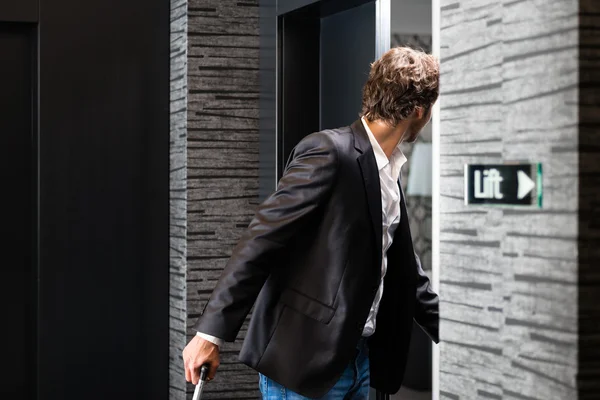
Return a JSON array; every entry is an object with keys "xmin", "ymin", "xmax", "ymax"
[{"xmin": 361, "ymin": 117, "xmax": 407, "ymax": 181}]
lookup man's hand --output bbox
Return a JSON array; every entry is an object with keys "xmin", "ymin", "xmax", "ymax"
[{"xmin": 182, "ymin": 335, "xmax": 220, "ymax": 385}]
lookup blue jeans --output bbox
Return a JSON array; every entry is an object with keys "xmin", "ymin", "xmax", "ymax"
[{"xmin": 259, "ymin": 338, "xmax": 370, "ymax": 400}]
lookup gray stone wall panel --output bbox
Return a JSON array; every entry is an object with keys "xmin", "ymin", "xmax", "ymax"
[
  {"xmin": 439, "ymin": 0, "xmax": 579, "ymax": 398},
  {"xmin": 170, "ymin": 0, "xmax": 189, "ymax": 398},
  {"xmin": 186, "ymin": 0, "xmax": 261, "ymax": 398}
]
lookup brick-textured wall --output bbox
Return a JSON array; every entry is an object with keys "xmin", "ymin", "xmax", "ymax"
[
  {"xmin": 185, "ymin": 0, "xmax": 261, "ymax": 398},
  {"xmin": 438, "ymin": 0, "xmax": 579, "ymax": 399},
  {"xmin": 170, "ymin": 0, "xmax": 188, "ymax": 398}
]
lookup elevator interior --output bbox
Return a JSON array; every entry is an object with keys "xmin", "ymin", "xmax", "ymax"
[{"xmin": 274, "ymin": 1, "xmax": 435, "ymax": 399}]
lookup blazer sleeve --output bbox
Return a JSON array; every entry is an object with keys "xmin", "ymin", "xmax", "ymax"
[
  {"xmin": 193, "ymin": 131, "xmax": 340, "ymax": 342},
  {"xmin": 414, "ymin": 252, "xmax": 440, "ymax": 343}
]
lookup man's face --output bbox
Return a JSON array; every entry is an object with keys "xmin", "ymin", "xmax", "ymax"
[{"xmin": 405, "ymin": 105, "xmax": 433, "ymax": 143}]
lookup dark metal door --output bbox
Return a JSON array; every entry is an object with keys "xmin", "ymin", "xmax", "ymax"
[{"xmin": 0, "ymin": 3, "xmax": 38, "ymax": 398}]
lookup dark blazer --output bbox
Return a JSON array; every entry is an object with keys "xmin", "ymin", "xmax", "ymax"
[{"xmin": 194, "ymin": 119, "xmax": 439, "ymax": 398}]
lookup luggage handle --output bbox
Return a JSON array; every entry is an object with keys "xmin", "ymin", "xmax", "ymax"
[{"xmin": 192, "ymin": 364, "xmax": 210, "ymax": 400}]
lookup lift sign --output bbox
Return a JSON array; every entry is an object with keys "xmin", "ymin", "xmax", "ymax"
[{"xmin": 464, "ymin": 164, "xmax": 542, "ymax": 208}]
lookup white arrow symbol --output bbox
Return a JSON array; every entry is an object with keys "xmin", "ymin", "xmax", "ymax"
[{"xmin": 517, "ymin": 170, "xmax": 535, "ymax": 199}]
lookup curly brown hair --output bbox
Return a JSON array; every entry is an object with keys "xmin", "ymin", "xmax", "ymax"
[{"xmin": 361, "ymin": 46, "xmax": 439, "ymax": 126}]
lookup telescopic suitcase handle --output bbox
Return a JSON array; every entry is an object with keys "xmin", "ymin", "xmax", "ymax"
[{"xmin": 192, "ymin": 364, "xmax": 210, "ymax": 400}]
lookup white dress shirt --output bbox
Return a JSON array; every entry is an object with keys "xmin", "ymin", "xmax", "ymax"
[
  {"xmin": 360, "ymin": 117, "xmax": 407, "ymax": 337},
  {"xmin": 196, "ymin": 117, "xmax": 407, "ymax": 346}
]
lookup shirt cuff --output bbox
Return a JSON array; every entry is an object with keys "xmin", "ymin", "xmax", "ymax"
[{"xmin": 196, "ymin": 331, "xmax": 224, "ymax": 348}]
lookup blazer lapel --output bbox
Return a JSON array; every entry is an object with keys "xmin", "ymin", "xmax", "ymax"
[{"xmin": 351, "ymin": 120, "xmax": 382, "ymax": 268}]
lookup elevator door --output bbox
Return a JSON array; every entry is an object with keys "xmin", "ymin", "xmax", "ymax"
[
  {"xmin": 0, "ymin": 21, "xmax": 37, "ymax": 399},
  {"xmin": 277, "ymin": 0, "xmax": 377, "ymax": 179}
]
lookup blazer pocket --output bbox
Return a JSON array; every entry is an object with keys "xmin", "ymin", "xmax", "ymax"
[{"xmin": 280, "ymin": 288, "xmax": 335, "ymax": 324}]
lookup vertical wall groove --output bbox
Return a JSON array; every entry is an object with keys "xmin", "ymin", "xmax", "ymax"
[
  {"xmin": 186, "ymin": 0, "xmax": 261, "ymax": 398},
  {"xmin": 170, "ymin": 0, "xmax": 188, "ymax": 399}
]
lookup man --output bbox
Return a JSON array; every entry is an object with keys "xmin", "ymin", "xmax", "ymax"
[{"xmin": 183, "ymin": 46, "xmax": 440, "ymax": 399}]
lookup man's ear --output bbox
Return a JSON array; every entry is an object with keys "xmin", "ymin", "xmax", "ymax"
[{"xmin": 414, "ymin": 106, "xmax": 424, "ymax": 119}]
